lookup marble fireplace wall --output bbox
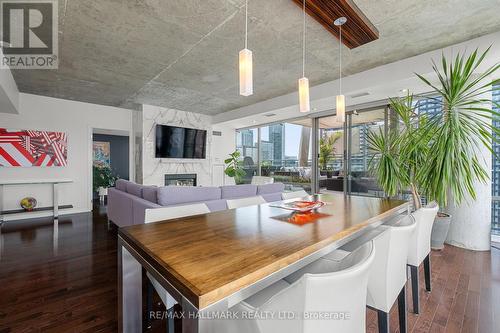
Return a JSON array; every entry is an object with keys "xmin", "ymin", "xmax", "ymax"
[{"xmin": 142, "ymin": 104, "xmax": 213, "ymax": 186}]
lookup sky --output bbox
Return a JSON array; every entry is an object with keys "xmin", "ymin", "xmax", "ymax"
[{"xmin": 260, "ymin": 123, "xmax": 303, "ymax": 157}]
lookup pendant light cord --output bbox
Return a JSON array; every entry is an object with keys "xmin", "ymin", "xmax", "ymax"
[
  {"xmin": 339, "ymin": 24, "xmax": 342, "ymax": 94},
  {"xmin": 245, "ymin": 0, "xmax": 248, "ymax": 49},
  {"xmin": 302, "ymin": 0, "xmax": 306, "ymax": 78}
]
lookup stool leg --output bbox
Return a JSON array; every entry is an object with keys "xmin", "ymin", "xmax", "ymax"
[
  {"xmin": 409, "ymin": 264, "xmax": 420, "ymax": 314},
  {"xmin": 398, "ymin": 286, "xmax": 407, "ymax": 333},
  {"xmin": 377, "ymin": 310, "xmax": 389, "ymax": 333},
  {"xmin": 424, "ymin": 254, "xmax": 432, "ymax": 292}
]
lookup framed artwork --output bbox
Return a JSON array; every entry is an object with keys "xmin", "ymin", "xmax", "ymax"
[
  {"xmin": 0, "ymin": 128, "xmax": 68, "ymax": 167},
  {"xmin": 93, "ymin": 141, "xmax": 110, "ymax": 168}
]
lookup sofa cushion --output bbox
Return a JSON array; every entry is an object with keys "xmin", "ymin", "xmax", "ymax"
[
  {"xmin": 142, "ymin": 186, "xmax": 158, "ymax": 203},
  {"xmin": 126, "ymin": 182, "xmax": 143, "ymax": 197},
  {"xmin": 107, "ymin": 188, "xmax": 135, "ymax": 227},
  {"xmin": 204, "ymin": 199, "xmax": 227, "ymax": 212},
  {"xmin": 157, "ymin": 186, "xmax": 222, "ymax": 206},
  {"xmin": 115, "ymin": 179, "xmax": 129, "ymax": 191},
  {"xmin": 257, "ymin": 183, "xmax": 285, "ymax": 195},
  {"xmin": 132, "ymin": 196, "xmax": 162, "ymax": 225},
  {"xmin": 221, "ymin": 184, "xmax": 258, "ymax": 199}
]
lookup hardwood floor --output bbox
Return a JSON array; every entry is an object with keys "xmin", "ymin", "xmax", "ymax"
[{"xmin": 0, "ymin": 203, "xmax": 498, "ymax": 332}]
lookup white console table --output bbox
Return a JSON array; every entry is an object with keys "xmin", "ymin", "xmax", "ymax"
[{"xmin": 0, "ymin": 179, "xmax": 73, "ymax": 224}]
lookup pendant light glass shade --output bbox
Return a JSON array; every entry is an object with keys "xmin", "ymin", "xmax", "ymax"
[
  {"xmin": 298, "ymin": 77, "xmax": 310, "ymax": 113},
  {"xmin": 336, "ymin": 94, "xmax": 345, "ymax": 122},
  {"xmin": 239, "ymin": 48, "xmax": 253, "ymax": 96}
]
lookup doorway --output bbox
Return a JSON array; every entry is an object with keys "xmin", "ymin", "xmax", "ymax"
[{"xmin": 91, "ymin": 129, "xmax": 130, "ymax": 208}]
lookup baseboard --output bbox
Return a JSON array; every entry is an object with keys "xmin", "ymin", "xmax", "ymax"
[{"xmin": 1, "ymin": 208, "xmax": 90, "ymax": 221}]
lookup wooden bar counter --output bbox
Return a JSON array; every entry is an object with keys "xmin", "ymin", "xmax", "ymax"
[{"xmin": 118, "ymin": 193, "xmax": 409, "ymax": 333}]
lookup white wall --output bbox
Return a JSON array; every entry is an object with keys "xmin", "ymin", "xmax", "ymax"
[
  {"xmin": 0, "ymin": 93, "xmax": 133, "ymax": 220},
  {"xmin": 212, "ymin": 123, "xmax": 236, "ymax": 186}
]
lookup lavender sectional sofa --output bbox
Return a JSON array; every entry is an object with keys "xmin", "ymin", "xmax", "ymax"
[{"xmin": 107, "ymin": 179, "xmax": 285, "ymax": 227}]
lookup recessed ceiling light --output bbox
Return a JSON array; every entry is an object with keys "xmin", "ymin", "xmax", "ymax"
[
  {"xmin": 400, "ymin": 89, "xmax": 409, "ymax": 93},
  {"xmin": 264, "ymin": 113, "xmax": 276, "ymax": 117},
  {"xmin": 350, "ymin": 92, "xmax": 370, "ymax": 99}
]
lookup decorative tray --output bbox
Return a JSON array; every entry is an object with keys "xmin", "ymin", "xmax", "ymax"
[{"xmin": 270, "ymin": 200, "xmax": 325, "ymax": 212}]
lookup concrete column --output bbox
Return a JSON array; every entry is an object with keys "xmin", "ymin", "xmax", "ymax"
[
  {"xmin": 132, "ymin": 106, "xmax": 143, "ymax": 184},
  {"xmin": 445, "ymin": 88, "xmax": 492, "ymax": 251}
]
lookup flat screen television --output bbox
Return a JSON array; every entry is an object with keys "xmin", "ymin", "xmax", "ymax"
[{"xmin": 155, "ymin": 124, "xmax": 207, "ymax": 159}]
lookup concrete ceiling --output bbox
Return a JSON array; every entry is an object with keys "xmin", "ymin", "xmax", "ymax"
[{"xmin": 11, "ymin": 0, "xmax": 500, "ymax": 115}]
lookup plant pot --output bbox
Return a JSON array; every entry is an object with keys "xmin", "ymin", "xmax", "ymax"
[
  {"xmin": 98, "ymin": 187, "xmax": 108, "ymax": 196},
  {"xmin": 326, "ymin": 171, "xmax": 333, "ymax": 179},
  {"xmin": 431, "ymin": 212, "xmax": 452, "ymax": 250}
]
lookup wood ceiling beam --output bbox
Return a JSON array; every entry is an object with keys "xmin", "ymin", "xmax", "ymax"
[{"xmin": 291, "ymin": 0, "xmax": 379, "ymax": 49}]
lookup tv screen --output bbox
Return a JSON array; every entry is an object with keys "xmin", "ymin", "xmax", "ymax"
[{"xmin": 155, "ymin": 125, "xmax": 207, "ymax": 159}]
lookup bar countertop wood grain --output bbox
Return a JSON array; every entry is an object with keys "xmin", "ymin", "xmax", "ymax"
[{"xmin": 119, "ymin": 193, "xmax": 409, "ymax": 309}]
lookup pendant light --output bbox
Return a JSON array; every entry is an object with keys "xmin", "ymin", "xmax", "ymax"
[
  {"xmin": 334, "ymin": 17, "xmax": 347, "ymax": 122},
  {"xmin": 239, "ymin": 0, "xmax": 253, "ymax": 96},
  {"xmin": 298, "ymin": 0, "xmax": 310, "ymax": 112}
]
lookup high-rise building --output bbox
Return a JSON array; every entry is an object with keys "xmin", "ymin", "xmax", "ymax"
[
  {"xmin": 416, "ymin": 96, "xmax": 443, "ymax": 118},
  {"xmin": 266, "ymin": 124, "xmax": 284, "ymax": 166},
  {"xmin": 260, "ymin": 141, "xmax": 274, "ymax": 162},
  {"xmin": 236, "ymin": 129, "xmax": 258, "ymax": 168},
  {"xmin": 241, "ymin": 129, "xmax": 254, "ymax": 147}
]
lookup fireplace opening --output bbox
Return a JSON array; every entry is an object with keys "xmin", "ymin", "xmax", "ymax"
[{"xmin": 165, "ymin": 174, "xmax": 197, "ymax": 186}]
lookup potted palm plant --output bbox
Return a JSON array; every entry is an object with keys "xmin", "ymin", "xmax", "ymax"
[
  {"xmin": 369, "ymin": 48, "xmax": 500, "ymax": 250},
  {"xmin": 416, "ymin": 48, "xmax": 500, "ymax": 249}
]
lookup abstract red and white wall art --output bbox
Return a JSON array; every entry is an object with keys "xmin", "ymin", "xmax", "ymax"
[{"xmin": 0, "ymin": 128, "xmax": 68, "ymax": 167}]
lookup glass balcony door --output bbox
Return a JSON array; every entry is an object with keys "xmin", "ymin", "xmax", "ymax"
[
  {"xmin": 316, "ymin": 116, "xmax": 345, "ymax": 194},
  {"xmin": 316, "ymin": 106, "xmax": 388, "ymax": 197}
]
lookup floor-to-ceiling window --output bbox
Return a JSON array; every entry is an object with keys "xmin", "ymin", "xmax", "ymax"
[
  {"xmin": 235, "ymin": 120, "xmax": 313, "ymax": 191},
  {"xmin": 260, "ymin": 122, "xmax": 313, "ymax": 191},
  {"xmin": 415, "ymin": 96, "xmax": 442, "ymax": 118},
  {"xmin": 348, "ymin": 108, "xmax": 386, "ymax": 196}
]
